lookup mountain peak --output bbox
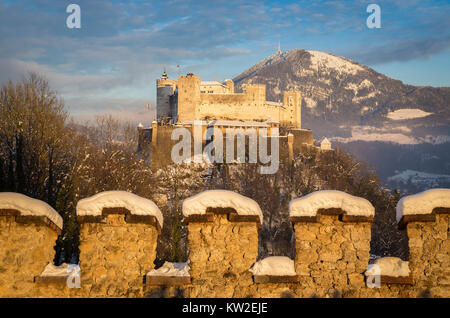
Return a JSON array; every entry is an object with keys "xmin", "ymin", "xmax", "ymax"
[
  {"xmin": 233, "ymin": 49, "xmax": 369, "ymax": 86},
  {"xmin": 232, "ymin": 49, "xmax": 449, "ymax": 134}
]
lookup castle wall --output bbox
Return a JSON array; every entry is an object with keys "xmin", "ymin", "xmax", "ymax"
[
  {"xmin": 148, "ymin": 123, "xmax": 293, "ymax": 169},
  {"xmin": 198, "ymin": 95, "xmax": 292, "ymax": 124},
  {"xmin": 150, "ymin": 125, "xmax": 182, "ymax": 169},
  {"xmin": 244, "ymin": 84, "xmax": 266, "ymax": 105},
  {"xmin": 196, "ymin": 90, "xmax": 300, "ymax": 127},
  {"xmin": 200, "ymin": 83, "xmax": 229, "ymax": 94},
  {"xmin": 137, "ymin": 127, "xmax": 152, "ymax": 154},
  {"xmin": 290, "ymin": 129, "xmax": 314, "ymax": 153}
]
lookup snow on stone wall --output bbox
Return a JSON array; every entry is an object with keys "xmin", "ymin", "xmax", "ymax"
[
  {"xmin": 182, "ymin": 189, "xmax": 263, "ymax": 223},
  {"xmin": 147, "ymin": 262, "xmax": 190, "ymax": 277},
  {"xmin": 76, "ymin": 190, "xmax": 163, "ymax": 228},
  {"xmin": 289, "ymin": 190, "xmax": 375, "ymax": 217},
  {"xmin": 396, "ymin": 188, "xmax": 450, "ymax": 223},
  {"xmin": 249, "ymin": 256, "xmax": 296, "ymax": 276},
  {"xmin": 39, "ymin": 263, "xmax": 73, "ymax": 277},
  {"xmin": 365, "ymin": 257, "xmax": 410, "ymax": 277},
  {"xmin": 0, "ymin": 192, "xmax": 63, "ymax": 230}
]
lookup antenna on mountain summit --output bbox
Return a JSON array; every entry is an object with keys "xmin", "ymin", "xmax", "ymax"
[{"xmin": 277, "ymin": 41, "xmax": 282, "ymax": 55}]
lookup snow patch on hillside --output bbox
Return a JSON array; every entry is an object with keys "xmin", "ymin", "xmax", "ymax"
[
  {"xmin": 387, "ymin": 109, "xmax": 432, "ymax": 120},
  {"xmin": 345, "ymin": 79, "xmax": 373, "ymax": 94},
  {"xmin": 307, "ymin": 50, "xmax": 364, "ymax": 75},
  {"xmin": 0, "ymin": 192, "xmax": 63, "ymax": 229},
  {"xmin": 332, "ymin": 126, "xmax": 418, "ymax": 145},
  {"xmin": 334, "ymin": 132, "xmax": 417, "ymax": 144},
  {"xmin": 396, "ymin": 188, "xmax": 450, "ymax": 223},
  {"xmin": 388, "ymin": 170, "xmax": 450, "ymax": 189},
  {"xmin": 421, "ymin": 135, "xmax": 450, "ymax": 144},
  {"xmin": 333, "ymin": 126, "xmax": 448, "ymax": 145},
  {"xmin": 249, "ymin": 256, "xmax": 296, "ymax": 276}
]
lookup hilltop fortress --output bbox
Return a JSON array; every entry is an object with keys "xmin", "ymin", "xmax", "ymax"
[
  {"xmin": 156, "ymin": 71, "xmax": 301, "ymax": 127},
  {"xmin": 139, "ymin": 70, "xmax": 323, "ymax": 168}
]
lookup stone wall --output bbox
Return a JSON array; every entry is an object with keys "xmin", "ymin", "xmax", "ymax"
[
  {"xmin": 0, "ymin": 211, "xmax": 59, "ymax": 297},
  {"xmin": 198, "ymin": 94, "xmax": 297, "ymax": 127},
  {"xmin": 77, "ymin": 209, "xmax": 160, "ymax": 297},
  {"xmin": 145, "ymin": 123, "xmax": 314, "ymax": 170},
  {"xmin": 289, "ymin": 129, "xmax": 314, "ymax": 151},
  {"xmin": 185, "ymin": 212, "xmax": 259, "ymax": 298},
  {"xmin": 292, "ymin": 213, "xmax": 372, "ymax": 297},
  {"xmin": 404, "ymin": 212, "xmax": 449, "ymax": 297},
  {"xmin": 0, "ymin": 190, "xmax": 449, "ymax": 298}
]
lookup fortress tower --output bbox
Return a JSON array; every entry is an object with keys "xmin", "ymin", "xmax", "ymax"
[
  {"xmin": 177, "ymin": 73, "xmax": 201, "ymax": 122},
  {"xmin": 156, "ymin": 70, "xmax": 177, "ymax": 121}
]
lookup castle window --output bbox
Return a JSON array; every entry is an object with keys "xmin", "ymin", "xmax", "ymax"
[{"xmin": 288, "ymin": 96, "xmax": 294, "ymax": 106}]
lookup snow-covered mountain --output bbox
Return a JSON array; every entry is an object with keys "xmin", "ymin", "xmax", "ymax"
[{"xmin": 233, "ymin": 49, "xmax": 450, "ymax": 192}]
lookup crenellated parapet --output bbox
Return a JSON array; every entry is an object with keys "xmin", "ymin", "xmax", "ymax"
[
  {"xmin": 76, "ymin": 191, "xmax": 162, "ymax": 297},
  {"xmin": 182, "ymin": 190, "xmax": 261, "ymax": 297},
  {"xmin": 395, "ymin": 189, "xmax": 450, "ymax": 297},
  {"xmin": 0, "ymin": 188, "xmax": 449, "ymax": 298},
  {"xmin": 0, "ymin": 193, "xmax": 62, "ymax": 297},
  {"xmin": 289, "ymin": 190, "xmax": 374, "ymax": 297}
]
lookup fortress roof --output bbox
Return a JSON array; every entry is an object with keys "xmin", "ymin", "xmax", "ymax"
[
  {"xmin": 208, "ymin": 120, "xmax": 272, "ymax": 127},
  {"xmin": 178, "ymin": 119, "xmax": 278, "ymax": 127},
  {"xmin": 265, "ymin": 101, "xmax": 283, "ymax": 107},
  {"xmin": 200, "ymin": 81, "xmax": 224, "ymax": 86}
]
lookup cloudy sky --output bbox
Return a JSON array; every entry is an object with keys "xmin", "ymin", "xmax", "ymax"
[{"xmin": 0, "ymin": 0, "xmax": 449, "ymax": 123}]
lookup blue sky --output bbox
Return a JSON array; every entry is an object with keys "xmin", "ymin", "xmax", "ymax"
[{"xmin": 0, "ymin": 0, "xmax": 449, "ymax": 123}]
